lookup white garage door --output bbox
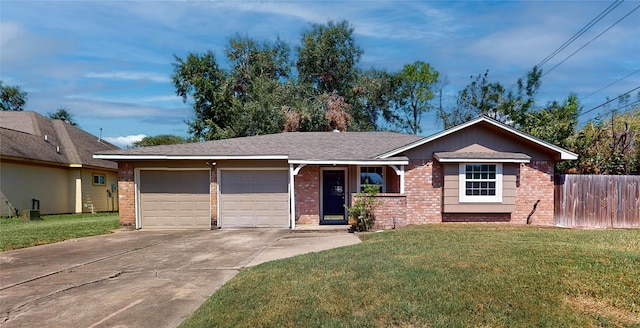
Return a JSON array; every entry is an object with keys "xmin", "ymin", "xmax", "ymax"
[
  {"xmin": 219, "ymin": 170, "xmax": 289, "ymax": 228},
  {"xmin": 139, "ymin": 170, "xmax": 210, "ymax": 229}
]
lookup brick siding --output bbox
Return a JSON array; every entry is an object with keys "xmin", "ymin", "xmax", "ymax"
[
  {"xmin": 370, "ymin": 194, "xmax": 407, "ymax": 229},
  {"xmin": 294, "ymin": 165, "xmax": 320, "ymax": 225},
  {"xmin": 404, "ymin": 160, "xmax": 442, "ymax": 225},
  {"xmin": 117, "ymin": 162, "xmax": 135, "ymax": 228},
  {"xmin": 513, "ymin": 160, "xmax": 555, "ymax": 225}
]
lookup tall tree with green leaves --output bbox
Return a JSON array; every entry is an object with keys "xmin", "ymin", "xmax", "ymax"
[
  {"xmin": 225, "ymin": 35, "xmax": 292, "ymax": 136},
  {"xmin": 353, "ymin": 68, "xmax": 402, "ymax": 131},
  {"xmin": 296, "ymin": 20, "xmax": 363, "ymax": 109},
  {"xmin": 440, "ymin": 67, "xmax": 542, "ymax": 129},
  {"xmin": 395, "ymin": 61, "xmax": 439, "ymax": 134},
  {"xmin": 129, "ymin": 134, "xmax": 189, "ymax": 148},
  {"xmin": 48, "ymin": 108, "xmax": 78, "ymax": 126},
  {"xmin": 173, "ymin": 51, "xmax": 233, "ymax": 141},
  {"xmin": 1, "ymin": 81, "xmax": 27, "ymax": 111},
  {"xmin": 523, "ymin": 94, "xmax": 580, "ymax": 148}
]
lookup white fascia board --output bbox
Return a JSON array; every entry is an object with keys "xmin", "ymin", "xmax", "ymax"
[
  {"xmin": 478, "ymin": 119, "xmax": 579, "ymax": 160},
  {"xmin": 378, "ymin": 116, "xmax": 578, "ymax": 161},
  {"xmin": 93, "ymin": 154, "xmax": 289, "ymax": 160},
  {"xmin": 437, "ymin": 158, "xmax": 531, "ymax": 163},
  {"xmin": 288, "ymin": 159, "xmax": 409, "ymax": 166}
]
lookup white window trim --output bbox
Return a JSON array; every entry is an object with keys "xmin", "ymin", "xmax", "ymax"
[
  {"xmin": 93, "ymin": 173, "xmax": 106, "ymax": 186},
  {"xmin": 458, "ymin": 163, "xmax": 502, "ymax": 203},
  {"xmin": 357, "ymin": 165, "xmax": 385, "ymax": 193}
]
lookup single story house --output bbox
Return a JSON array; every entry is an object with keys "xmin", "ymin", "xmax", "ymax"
[
  {"xmin": 94, "ymin": 116, "xmax": 577, "ymax": 230},
  {"xmin": 1, "ymin": 111, "xmax": 120, "ymax": 216}
]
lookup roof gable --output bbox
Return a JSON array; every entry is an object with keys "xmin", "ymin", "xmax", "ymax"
[
  {"xmin": 378, "ymin": 116, "xmax": 578, "ymax": 161},
  {"xmin": 0, "ymin": 111, "xmax": 119, "ymax": 169}
]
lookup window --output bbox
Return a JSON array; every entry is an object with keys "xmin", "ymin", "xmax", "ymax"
[
  {"xmin": 459, "ymin": 164, "xmax": 502, "ymax": 202},
  {"xmin": 359, "ymin": 166, "xmax": 383, "ymax": 192},
  {"xmin": 93, "ymin": 174, "xmax": 106, "ymax": 186}
]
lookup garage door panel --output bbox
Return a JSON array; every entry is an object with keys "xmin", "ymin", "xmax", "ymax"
[
  {"xmin": 140, "ymin": 170, "xmax": 210, "ymax": 230},
  {"xmin": 220, "ymin": 170, "xmax": 289, "ymax": 228}
]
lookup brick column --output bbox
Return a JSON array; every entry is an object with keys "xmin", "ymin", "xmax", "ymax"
[
  {"xmin": 117, "ymin": 162, "xmax": 135, "ymax": 229},
  {"xmin": 514, "ymin": 161, "xmax": 555, "ymax": 225}
]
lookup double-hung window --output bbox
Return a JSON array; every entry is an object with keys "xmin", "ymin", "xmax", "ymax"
[
  {"xmin": 359, "ymin": 166, "xmax": 383, "ymax": 192},
  {"xmin": 459, "ymin": 163, "xmax": 502, "ymax": 202}
]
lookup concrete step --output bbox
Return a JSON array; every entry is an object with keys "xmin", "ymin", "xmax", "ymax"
[{"xmin": 294, "ymin": 224, "xmax": 352, "ymax": 232}]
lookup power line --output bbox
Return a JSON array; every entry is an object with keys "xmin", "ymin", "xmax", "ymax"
[
  {"xmin": 536, "ymin": 0, "xmax": 623, "ymax": 69},
  {"xmin": 578, "ymin": 85, "xmax": 640, "ymax": 118},
  {"xmin": 580, "ymin": 68, "xmax": 640, "ymax": 101},
  {"xmin": 541, "ymin": 3, "xmax": 640, "ymax": 78},
  {"xmin": 507, "ymin": 0, "xmax": 624, "ymax": 90}
]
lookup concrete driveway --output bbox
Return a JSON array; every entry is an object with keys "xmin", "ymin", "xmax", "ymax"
[{"xmin": 0, "ymin": 229, "xmax": 360, "ymax": 328}]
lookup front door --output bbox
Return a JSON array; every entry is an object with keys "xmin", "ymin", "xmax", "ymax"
[{"xmin": 321, "ymin": 169, "xmax": 347, "ymax": 224}]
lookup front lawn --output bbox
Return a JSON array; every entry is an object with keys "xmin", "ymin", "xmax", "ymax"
[
  {"xmin": 0, "ymin": 213, "xmax": 119, "ymax": 251},
  {"xmin": 181, "ymin": 225, "xmax": 640, "ymax": 328}
]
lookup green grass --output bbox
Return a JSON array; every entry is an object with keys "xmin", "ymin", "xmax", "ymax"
[
  {"xmin": 0, "ymin": 213, "xmax": 119, "ymax": 251},
  {"xmin": 181, "ymin": 225, "xmax": 640, "ymax": 328}
]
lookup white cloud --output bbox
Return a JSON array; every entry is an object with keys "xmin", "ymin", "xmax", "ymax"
[
  {"xmin": 85, "ymin": 71, "xmax": 171, "ymax": 83},
  {"xmin": 0, "ymin": 21, "xmax": 69, "ymax": 69},
  {"xmin": 103, "ymin": 134, "xmax": 146, "ymax": 149}
]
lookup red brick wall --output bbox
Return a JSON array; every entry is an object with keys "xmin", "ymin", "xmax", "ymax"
[
  {"xmin": 404, "ymin": 160, "xmax": 442, "ymax": 225},
  {"xmin": 294, "ymin": 165, "xmax": 320, "ymax": 225},
  {"xmin": 370, "ymin": 194, "xmax": 407, "ymax": 229},
  {"xmin": 513, "ymin": 160, "xmax": 555, "ymax": 225},
  {"xmin": 442, "ymin": 213, "xmax": 511, "ymax": 222},
  {"xmin": 117, "ymin": 162, "xmax": 135, "ymax": 228}
]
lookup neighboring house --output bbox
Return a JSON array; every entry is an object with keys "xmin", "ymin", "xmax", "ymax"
[
  {"xmin": 94, "ymin": 116, "xmax": 577, "ymax": 230},
  {"xmin": 1, "ymin": 111, "xmax": 120, "ymax": 216}
]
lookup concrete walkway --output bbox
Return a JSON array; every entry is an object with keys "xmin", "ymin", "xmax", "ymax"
[{"xmin": 0, "ymin": 229, "xmax": 360, "ymax": 328}]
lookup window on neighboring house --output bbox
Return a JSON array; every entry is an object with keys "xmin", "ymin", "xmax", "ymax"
[
  {"xmin": 459, "ymin": 163, "xmax": 502, "ymax": 202},
  {"xmin": 93, "ymin": 174, "xmax": 106, "ymax": 186},
  {"xmin": 359, "ymin": 166, "xmax": 383, "ymax": 192}
]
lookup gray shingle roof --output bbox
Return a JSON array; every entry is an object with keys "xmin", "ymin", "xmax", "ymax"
[
  {"xmin": 1, "ymin": 111, "xmax": 119, "ymax": 169},
  {"xmin": 96, "ymin": 131, "xmax": 424, "ymax": 161}
]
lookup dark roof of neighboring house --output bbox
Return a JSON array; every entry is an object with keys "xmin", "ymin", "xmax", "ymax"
[
  {"xmin": 0, "ymin": 111, "xmax": 119, "ymax": 170},
  {"xmin": 96, "ymin": 131, "xmax": 424, "ymax": 161}
]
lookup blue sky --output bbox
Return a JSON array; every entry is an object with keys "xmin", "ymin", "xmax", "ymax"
[{"xmin": 2, "ymin": 1, "xmax": 639, "ymax": 148}]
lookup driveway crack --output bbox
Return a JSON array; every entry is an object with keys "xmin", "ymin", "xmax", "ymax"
[
  {"xmin": 1, "ymin": 270, "xmax": 136, "ymax": 325},
  {"xmin": 0, "ymin": 244, "xmax": 156, "ymax": 291}
]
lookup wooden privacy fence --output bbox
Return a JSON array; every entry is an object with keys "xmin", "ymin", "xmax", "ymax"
[{"xmin": 555, "ymin": 175, "xmax": 640, "ymax": 228}]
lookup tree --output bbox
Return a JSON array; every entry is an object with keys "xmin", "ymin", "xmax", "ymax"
[
  {"xmin": 353, "ymin": 68, "xmax": 402, "ymax": 131},
  {"xmin": 395, "ymin": 61, "xmax": 439, "ymax": 134},
  {"xmin": 226, "ymin": 34, "xmax": 291, "ymax": 101},
  {"xmin": 48, "ymin": 108, "xmax": 78, "ymax": 126},
  {"xmin": 173, "ymin": 51, "xmax": 234, "ymax": 141},
  {"xmin": 1, "ymin": 81, "xmax": 27, "ymax": 111},
  {"xmin": 130, "ymin": 135, "xmax": 189, "ymax": 148},
  {"xmin": 440, "ymin": 67, "xmax": 542, "ymax": 128},
  {"xmin": 523, "ymin": 94, "xmax": 580, "ymax": 148},
  {"xmin": 563, "ymin": 106, "xmax": 639, "ymax": 174},
  {"xmin": 296, "ymin": 20, "xmax": 363, "ymax": 101}
]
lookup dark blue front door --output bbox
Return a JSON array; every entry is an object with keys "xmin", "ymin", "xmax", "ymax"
[{"xmin": 321, "ymin": 170, "xmax": 347, "ymax": 224}]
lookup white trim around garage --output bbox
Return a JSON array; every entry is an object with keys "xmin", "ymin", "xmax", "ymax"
[
  {"xmin": 134, "ymin": 167, "xmax": 211, "ymax": 230},
  {"xmin": 216, "ymin": 167, "xmax": 290, "ymax": 229}
]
